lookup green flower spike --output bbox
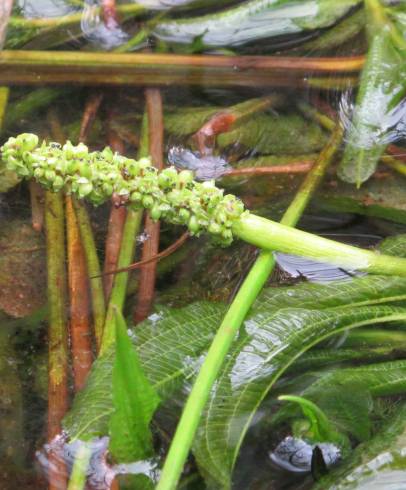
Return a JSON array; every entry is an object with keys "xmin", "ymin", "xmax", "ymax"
[{"xmin": 0, "ymin": 134, "xmax": 248, "ymax": 246}]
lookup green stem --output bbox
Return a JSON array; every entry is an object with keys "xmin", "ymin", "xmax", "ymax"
[
  {"xmin": 67, "ymin": 443, "xmax": 92, "ymax": 490},
  {"xmin": 101, "ymin": 209, "xmax": 142, "ymax": 354},
  {"xmin": 45, "ymin": 191, "xmax": 69, "ymax": 489},
  {"xmin": 100, "ymin": 114, "xmax": 148, "ymax": 354},
  {"xmin": 156, "ymin": 126, "xmax": 343, "ymax": 489},
  {"xmin": 381, "ymin": 154, "xmax": 406, "ymax": 176},
  {"xmin": 72, "ymin": 198, "xmax": 105, "ymax": 351},
  {"xmin": 0, "ymin": 87, "xmax": 9, "ymax": 129},
  {"xmin": 233, "ymin": 212, "xmax": 406, "ymax": 276}
]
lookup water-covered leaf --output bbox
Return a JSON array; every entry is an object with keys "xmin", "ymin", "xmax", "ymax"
[
  {"xmin": 338, "ymin": 6, "xmax": 406, "ymax": 185},
  {"xmin": 314, "ymin": 401, "xmax": 406, "ymax": 489},
  {"xmin": 63, "ymin": 301, "xmax": 225, "ymax": 440},
  {"xmin": 318, "ymin": 173, "xmax": 406, "ymax": 225},
  {"xmin": 278, "ymin": 395, "xmax": 346, "ymax": 447},
  {"xmin": 192, "ymin": 274, "xmax": 406, "ymax": 487},
  {"xmin": 274, "ymin": 376, "xmax": 374, "ymax": 443},
  {"xmin": 64, "ymin": 274, "xmax": 406, "ymax": 481},
  {"xmin": 153, "ymin": 0, "xmax": 361, "ymax": 48},
  {"xmin": 217, "ymin": 113, "xmax": 327, "ymax": 154},
  {"xmin": 109, "ymin": 309, "xmax": 160, "ymax": 463}
]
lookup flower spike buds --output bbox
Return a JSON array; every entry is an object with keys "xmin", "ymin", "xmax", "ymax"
[{"xmin": 1, "ymin": 134, "xmax": 248, "ymax": 246}]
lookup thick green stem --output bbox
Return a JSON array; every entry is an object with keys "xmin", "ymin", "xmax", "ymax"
[
  {"xmin": 156, "ymin": 126, "xmax": 343, "ymax": 489},
  {"xmin": 234, "ymin": 213, "xmax": 406, "ymax": 276},
  {"xmin": 72, "ymin": 198, "xmax": 105, "ymax": 351}
]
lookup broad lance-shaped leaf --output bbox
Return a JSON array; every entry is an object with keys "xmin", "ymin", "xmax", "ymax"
[
  {"xmin": 63, "ymin": 301, "xmax": 225, "ymax": 440},
  {"xmin": 338, "ymin": 5, "xmax": 406, "ymax": 186},
  {"xmin": 192, "ymin": 305, "xmax": 406, "ymax": 488},
  {"xmin": 314, "ymin": 401, "xmax": 406, "ymax": 489},
  {"xmin": 63, "ymin": 273, "xmax": 406, "ymax": 441},
  {"xmin": 109, "ymin": 309, "xmax": 160, "ymax": 462}
]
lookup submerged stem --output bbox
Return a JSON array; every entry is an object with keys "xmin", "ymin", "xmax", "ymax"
[
  {"xmin": 45, "ymin": 190, "xmax": 69, "ymax": 490},
  {"xmin": 101, "ymin": 209, "xmax": 142, "ymax": 353},
  {"xmin": 66, "ymin": 196, "xmax": 93, "ymax": 391},
  {"xmin": 67, "ymin": 443, "xmax": 92, "ymax": 490},
  {"xmin": 72, "ymin": 199, "xmax": 105, "ymax": 351},
  {"xmin": 134, "ymin": 88, "xmax": 164, "ymax": 324},
  {"xmin": 156, "ymin": 126, "xmax": 343, "ymax": 489}
]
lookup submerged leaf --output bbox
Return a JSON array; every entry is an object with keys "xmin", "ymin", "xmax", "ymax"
[
  {"xmin": 192, "ymin": 267, "xmax": 406, "ymax": 488},
  {"xmin": 217, "ymin": 113, "xmax": 327, "ymax": 154},
  {"xmin": 109, "ymin": 309, "xmax": 160, "ymax": 463},
  {"xmin": 278, "ymin": 395, "xmax": 346, "ymax": 448},
  {"xmin": 338, "ymin": 6, "xmax": 406, "ymax": 185},
  {"xmin": 153, "ymin": 0, "xmax": 361, "ymax": 47},
  {"xmin": 63, "ymin": 301, "xmax": 225, "ymax": 440},
  {"xmin": 64, "ymin": 274, "xmax": 406, "ymax": 481},
  {"xmin": 314, "ymin": 401, "xmax": 406, "ymax": 489}
]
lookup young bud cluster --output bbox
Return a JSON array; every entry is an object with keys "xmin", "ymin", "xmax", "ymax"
[{"xmin": 1, "ymin": 133, "xmax": 248, "ymax": 245}]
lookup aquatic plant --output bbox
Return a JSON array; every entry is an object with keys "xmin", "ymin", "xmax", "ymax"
[{"xmin": 3, "ymin": 133, "xmax": 406, "ymax": 277}]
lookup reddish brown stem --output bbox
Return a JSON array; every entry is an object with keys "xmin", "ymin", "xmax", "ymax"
[
  {"xmin": 0, "ymin": 50, "xmax": 362, "ymax": 88},
  {"xmin": 387, "ymin": 144, "xmax": 406, "ymax": 163},
  {"xmin": 102, "ymin": 231, "xmax": 189, "ymax": 276},
  {"xmin": 194, "ymin": 112, "xmax": 237, "ymax": 155},
  {"xmin": 66, "ymin": 196, "xmax": 93, "ymax": 392},
  {"xmin": 79, "ymin": 92, "xmax": 104, "ymax": 143},
  {"xmin": 102, "ymin": 0, "xmax": 119, "ymax": 30},
  {"xmin": 223, "ymin": 162, "xmax": 314, "ymax": 177},
  {"xmin": 103, "ymin": 120, "xmax": 127, "ymax": 300},
  {"xmin": 193, "ymin": 96, "xmax": 278, "ymax": 155},
  {"xmin": 29, "ymin": 180, "xmax": 45, "ymax": 232},
  {"xmin": 134, "ymin": 88, "xmax": 164, "ymax": 324}
]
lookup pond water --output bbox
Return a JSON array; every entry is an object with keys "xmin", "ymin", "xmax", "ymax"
[{"xmin": 1, "ymin": 1, "xmax": 406, "ymax": 489}]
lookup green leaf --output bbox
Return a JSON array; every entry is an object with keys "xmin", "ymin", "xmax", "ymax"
[
  {"xmin": 63, "ymin": 301, "xmax": 225, "ymax": 440},
  {"xmin": 379, "ymin": 234, "xmax": 406, "ymax": 257},
  {"xmin": 319, "ymin": 173, "xmax": 406, "ymax": 225},
  {"xmin": 278, "ymin": 395, "xmax": 346, "ymax": 447},
  {"xmin": 338, "ymin": 10, "xmax": 406, "ymax": 185},
  {"xmin": 274, "ymin": 359, "xmax": 406, "ymax": 443},
  {"xmin": 193, "ymin": 301, "xmax": 406, "ymax": 487},
  {"xmin": 63, "ymin": 274, "xmax": 406, "ymax": 479},
  {"xmin": 314, "ymin": 401, "xmax": 406, "ymax": 489},
  {"xmin": 109, "ymin": 308, "xmax": 160, "ymax": 463},
  {"xmin": 217, "ymin": 113, "xmax": 327, "ymax": 155},
  {"xmin": 153, "ymin": 0, "xmax": 360, "ymax": 48},
  {"xmin": 63, "ymin": 347, "xmax": 115, "ymax": 440},
  {"xmin": 289, "ymin": 380, "xmax": 374, "ymax": 443}
]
